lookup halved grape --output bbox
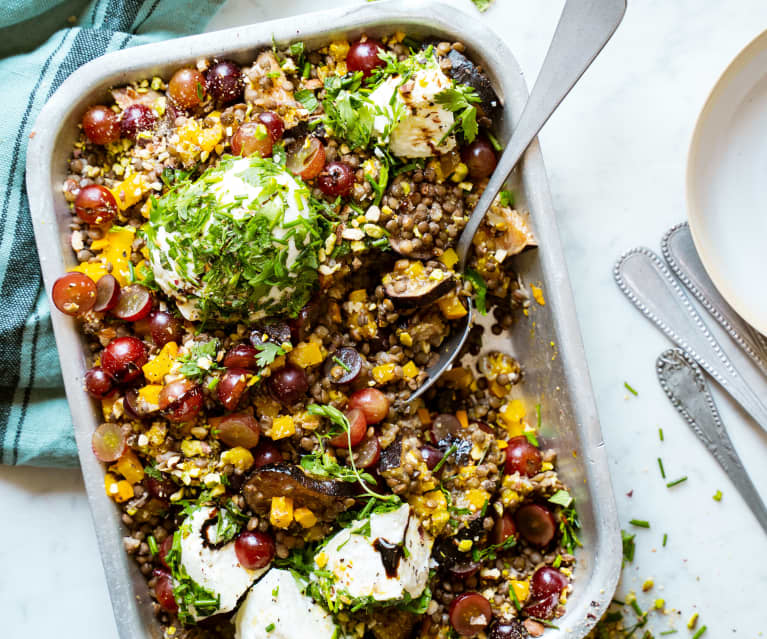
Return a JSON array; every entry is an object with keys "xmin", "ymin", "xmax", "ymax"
[
  {"xmin": 120, "ymin": 103, "xmax": 157, "ymax": 139},
  {"xmin": 84, "ymin": 367, "xmax": 115, "ymax": 399},
  {"xmin": 82, "ymin": 105, "xmax": 120, "ymax": 145},
  {"xmin": 231, "ymin": 121, "xmax": 273, "ymax": 157},
  {"xmin": 92, "ymin": 422, "xmax": 127, "ymax": 462},
  {"xmin": 324, "ymin": 347, "xmax": 362, "ymax": 384},
  {"xmin": 51, "ymin": 272, "xmax": 97, "ymax": 316},
  {"xmin": 153, "ymin": 569, "xmax": 178, "ymax": 612},
  {"xmin": 218, "ymin": 368, "xmax": 249, "ymax": 411},
  {"xmin": 504, "ymin": 436, "xmax": 542, "ymax": 477},
  {"xmin": 346, "ymin": 39, "xmax": 385, "ymax": 77},
  {"xmin": 523, "ymin": 592, "xmax": 560, "ymax": 620},
  {"xmin": 159, "ymin": 379, "xmax": 203, "ymax": 422},
  {"xmin": 253, "ymin": 441, "xmax": 282, "ymax": 468},
  {"xmin": 268, "ymin": 364, "xmax": 308, "ymax": 405},
  {"xmin": 461, "ymin": 137, "xmax": 497, "ymax": 179},
  {"xmin": 235, "ymin": 531, "xmax": 275, "ymax": 570},
  {"xmin": 158, "ymin": 536, "xmax": 173, "ymax": 569},
  {"xmin": 210, "ymin": 412, "xmax": 260, "ymax": 449},
  {"xmin": 74, "ymin": 184, "xmax": 118, "ymax": 225},
  {"xmin": 328, "ymin": 408, "xmax": 366, "ymax": 448},
  {"xmin": 420, "ymin": 444, "xmax": 442, "ymax": 470},
  {"xmin": 168, "ymin": 68, "xmax": 205, "ymax": 110},
  {"xmin": 146, "ymin": 310, "xmax": 183, "ymax": 347},
  {"xmin": 449, "ymin": 591, "xmax": 492, "ymax": 636},
  {"xmin": 514, "ymin": 503, "xmax": 556, "ymax": 547},
  {"xmin": 488, "ymin": 620, "xmax": 527, "ymax": 639},
  {"xmin": 530, "ymin": 566, "xmax": 568, "ymax": 599},
  {"xmin": 101, "ymin": 336, "xmax": 148, "ymax": 384},
  {"xmin": 347, "ymin": 388, "xmax": 389, "ymax": 424},
  {"xmin": 112, "ymin": 284, "xmax": 153, "ymax": 322},
  {"xmin": 317, "ymin": 161, "xmax": 354, "ymax": 197},
  {"xmin": 257, "ymin": 111, "xmax": 285, "ymax": 141},
  {"xmin": 287, "ymin": 136, "xmax": 325, "ymax": 180},
  {"xmin": 491, "ymin": 511, "xmax": 517, "ymax": 545},
  {"xmin": 223, "ymin": 343, "xmax": 258, "ymax": 369},
  {"xmin": 352, "ymin": 433, "xmax": 380, "ymax": 468},
  {"xmin": 94, "ymin": 274, "xmax": 120, "ymax": 313},
  {"xmin": 205, "ymin": 60, "xmax": 244, "ymax": 104},
  {"xmin": 432, "ymin": 413, "xmax": 462, "ymax": 442}
]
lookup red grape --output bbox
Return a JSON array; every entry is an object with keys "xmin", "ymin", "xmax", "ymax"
[
  {"xmin": 217, "ymin": 368, "xmax": 250, "ymax": 411},
  {"xmin": 268, "ymin": 364, "xmax": 308, "ymax": 405},
  {"xmin": 120, "ymin": 103, "xmax": 157, "ymax": 139},
  {"xmin": 504, "ymin": 436, "xmax": 542, "ymax": 477},
  {"xmin": 317, "ymin": 161, "xmax": 354, "ymax": 197},
  {"xmin": 91, "ymin": 422, "xmax": 127, "ymax": 462},
  {"xmin": 84, "ymin": 367, "xmax": 115, "ymax": 398},
  {"xmin": 287, "ymin": 136, "xmax": 325, "ymax": 180},
  {"xmin": 346, "ymin": 39, "xmax": 385, "ymax": 77},
  {"xmin": 146, "ymin": 310, "xmax": 182, "ymax": 347},
  {"xmin": 168, "ymin": 68, "xmax": 205, "ymax": 110},
  {"xmin": 421, "ymin": 444, "xmax": 442, "ymax": 470},
  {"xmin": 288, "ymin": 299, "xmax": 319, "ymax": 342},
  {"xmin": 51, "ymin": 272, "xmax": 97, "ymax": 316},
  {"xmin": 74, "ymin": 184, "xmax": 118, "ymax": 225},
  {"xmin": 93, "ymin": 274, "xmax": 120, "ymax": 313},
  {"xmin": 324, "ymin": 347, "xmax": 362, "ymax": 384},
  {"xmin": 461, "ymin": 137, "xmax": 497, "ymax": 179},
  {"xmin": 223, "ymin": 343, "xmax": 258, "ymax": 370},
  {"xmin": 146, "ymin": 477, "xmax": 175, "ymax": 501},
  {"xmin": 253, "ymin": 441, "xmax": 282, "ymax": 468},
  {"xmin": 523, "ymin": 592, "xmax": 560, "ymax": 620},
  {"xmin": 530, "ymin": 566, "xmax": 568, "ymax": 599},
  {"xmin": 235, "ymin": 531, "xmax": 275, "ymax": 570},
  {"xmin": 513, "ymin": 503, "xmax": 556, "ymax": 547},
  {"xmin": 449, "ymin": 560, "xmax": 480, "ymax": 579},
  {"xmin": 449, "ymin": 591, "xmax": 492, "ymax": 636},
  {"xmin": 488, "ymin": 620, "xmax": 527, "ymax": 639},
  {"xmin": 159, "ymin": 379, "xmax": 203, "ymax": 422},
  {"xmin": 492, "ymin": 512, "xmax": 517, "ymax": 545},
  {"xmin": 112, "ymin": 284, "xmax": 153, "ymax": 322},
  {"xmin": 82, "ymin": 105, "xmax": 120, "ymax": 145},
  {"xmin": 158, "ymin": 536, "xmax": 173, "ymax": 569},
  {"xmin": 231, "ymin": 121, "xmax": 273, "ymax": 157},
  {"xmin": 352, "ymin": 433, "xmax": 381, "ymax": 468},
  {"xmin": 153, "ymin": 569, "xmax": 178, "ymax": 612},
  {"xmin": 205, "ymin": 60, "xmax": 244, "ymax": 104},
  {"xmin": 257, "ymin": 111, "xmax": 284, "ymax": 141},
  {"xmin": 432, "ymin": 413, "xmax": 462, "ymax": 442},
  {"xmin": 210, "ymin": 412, "xmax": 260, "ymax": 449},
  {"xmin": 348, "ymin": 388, "xmax": 389, "ymax": 424},
  {"xmin": 328, "ymin": 408, "xmax": 367, "ymax": 448},
  {"xmin": 101, "ymin": 336, "xmax": 148, "ymax": 384}
]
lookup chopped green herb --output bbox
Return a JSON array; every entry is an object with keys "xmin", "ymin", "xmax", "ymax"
[
  {"xmin": 659, "ymin": 427, "xmax": 664, "ymax": 441},
  {"xmin": 499, "ymin": 189, "xmax": 515, "ymax": 207},
  {"xmin": 630, "ymin": 519, "xmax": 650, "ymax": 528},
  {"xmin": 165, "ymin": 529, "xmax": 221, "ymax": 624},
  {"xmin": 294, "ymin": 88, "xmax": 319, "ymax": 112},
  {"xmin": 630, "ymin": 598, "xmax": 644, "ymax": 617},
  {"xmin": 464, "ymin": 268, "xmax": 487, "ymax": 315},
  {"xmin": 433, "ymin": 443, "xmax": 458, "ymax": 474},
  {"xmin": 662, "ymin": 533, "xmax": 668, "ymax": 547},
  {"xmin": 660, "ymin": 630, "xmax": 678, "ymax": 636},
  {"xmin": 524, "ymin": 431, "xmax": 539, "ymax": 447},
  {"xmin": 713, "ymin": 490, "xmax": 722, "ymax": 502},
  {"xmin": 289, "ymin": 41, "xmax": 305, "ymax": 63},
  {"xmin": 657, "ymin": 457, "xmax": 666, "ymax": 479},
  {"xmin": 332, "ymin": 356, "xmax": 352, "ymax": 372},
  {"xmin": 471, "ymin": 0, "xmax": 493, "ymax": 11},
  {"xmin": 471, "ymin": 533, "xmax": 516, "ymax": 563},
  {"xmin": 265, "ymin": 623, "xmax": 276, "ymax": 632},
  {"xmin": 255, "ymin": 341, "xmax": 285, "ymax": 368},
  {"xmin": 486, "ymin": 130, "xmax": 503, "ymax": 152},
  {"xmin": 147, "ymin": 535, "xmax": 158, "ymax": 556},
  {"xmin": 666, "ymin": 476, "xmax": 687, "ymax": 488},
  {"xmin": 178, "ymin": 339, "xmax": 223, "ymax": 381},
  {"xmin": 559, "ymin": 503, "xmax": 582, "ymax": 554},
  {"xmin": 624, "ymin": 381, "xmax": 638, "ymax": 396},
  {"xmin": 622, "ymin": 529, "xmax": 636, "ymax": 563},
  {"xmin": 548, "ymin": 490, "xmax": 573, "ymax": 508},
  {"xmin": 434, "ymin": 85, "xmax": 481, "ymax": 144},
  {"xmin": 529, "ymin": 617, "xmax": 560, "ymax": 630},
  {"xmin": 508, "ymin": 581, "xmax": 522, "ymax": 612},
  {"xmin": 552, "ymin": 554, "xmax": 562, "ymax": 568},
  {"xmin": 144, "ymin": 462, "xmax": 163, "ymax": 481},
  {"xmin": 692, "ymin": 626, "xmax": 707, "ymax": 639},
  {"xmin": 196, "ymin": 82, "xmax": 204, "ymax": 101}
]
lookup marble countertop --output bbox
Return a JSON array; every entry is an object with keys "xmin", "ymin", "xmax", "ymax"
[{"xmin": 3, "ymin": 0, "xmax": 766, "ymax": 636}]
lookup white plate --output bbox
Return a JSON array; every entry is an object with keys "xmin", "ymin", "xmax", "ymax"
[{"xmin": 687, "ymin": 29, "xmax": 767, "ymax": 336}]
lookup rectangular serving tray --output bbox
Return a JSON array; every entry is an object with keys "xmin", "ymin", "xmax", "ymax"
[{"xmin": 26, "ymin": 1, "xmax": 620, "ymax": 636}]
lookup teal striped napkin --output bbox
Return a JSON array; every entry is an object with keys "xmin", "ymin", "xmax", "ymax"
[{"xmin": 0, "ymin": 0, "xmax": 222, "ymax": 467}]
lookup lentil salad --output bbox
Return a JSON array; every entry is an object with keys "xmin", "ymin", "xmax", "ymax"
[{"xmin": 50, "ymin": 32, "xmax": 580, "ymax": 639}]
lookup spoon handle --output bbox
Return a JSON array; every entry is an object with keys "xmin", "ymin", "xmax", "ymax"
[{"xmin": 456, "ymin": 0, "xmax": 626, "ymax": 267}]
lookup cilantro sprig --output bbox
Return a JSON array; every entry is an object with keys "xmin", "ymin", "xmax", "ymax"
[
  {"xmin": 434, "ymin": 84, "xmax": 481, "ymax": 144},
  {"xmin": 178, "ymin": 339, "xmax": 223, "ymax": 381},
  {"xmin": 464, "ymin": 268, "xmax": 488, "ymax": 315}
]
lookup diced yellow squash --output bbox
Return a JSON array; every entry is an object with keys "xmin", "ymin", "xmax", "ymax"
[
  {"xmin": 511, "ymin": 580, "xmax": 530, "ymax": 603},
  {"xmin": 221, "ymin": 446, "xmax": 254, "ymax": 472},
  {"xmin": 112, "ymin": 450, "xmax": 145, "ymax": 484},
  {"xmin": 329, "ymin": 40, "xmax": 350, "ymax": 61},
  {"xmin": 405, "ymin": 261, "xmax": 425, "ymax": 278},
  {"xmin": 349, "ymin": 289, "xmax": 367, "ymax": 303},
  {"xmin": 402, "ymin": 361, "xmax": 419, "ymax": 379},
  {"xmin": 409, "ymin": 489, "xmax": 449, "ymax": 535},
  {"xmin": 328, "ymin": 302, "xmax": 342, "ymax": 324},
  {"xmin": 496, "ymin": 439, "xmax": 508, "ymax": 450},
  {"xmin": 315, "ymin": 551, "xmax": 328, "ymax": 568},
  {"xmin": 270, "ymin": 355, "xmax": 286, "ymax": 371},
  {"xmin": 271, "ymin": 415, "xmax": 295, "ymax": 440},
  {"xmin": 465, "ymin": 488, "xmax": 489, "ymax": 510},
  {"xmin": 489, "ymin": 380, "xmax": 507, "ymax": 398},
  {"xmin": 417, "ymin": 408, "xmax": 432, "ymax": 425},
  {"xmin": 89, "ymin": 226, "xmax": 136, "ymax": 286},
  {"xmin": 438, "ymin": 293, "xmax": 467, "ymax": 320},
  {"xmin": 177, "ymin": 118, "xmax": 223, "ymax": 154},
  {"xmin": 456, "ymin": 409, "xmax": 469, "ymax": 429},
  {"xmin": 372, "ymin": 363, "xmax": 397, "ymax": 384},
  {"xmin": 110, "ymin": 173, "xmax": 150, "ymax": 210},
  {"xmin": 255, "ymin": 395, "xmax": 281, "ymax": 419},
  {"xmin": 141, "ymin": 342, "xmax": 178, "ymax": 383},
  {"xmin": 398, "ymin": 331, "xmax": 413, "ymax": 347},
  {"xmin": 499, "ymin": 399, "xmax": 526, "ymax": 436},
  {"xmin": 100, "ymin": 395, "xmax": 119, "ymax": 420},
  {"xmin": 294, "ymin": 507, "xmax": 318, "ymax": 529},
  {"xmin": 70, "ymin": 261, "xmax": 109, "ymax": 283},
  {"xmin": 531, "ymin": 285, "xmax": 545, "ymax": 306},
  {"xmin": 138, "ymin": 384, "xmax": 163, "ymax": 406},
  {"xmin": 439, "ymin": 248, "xmax": 459, "ymax": 269},
  {"xmin": 297, "ymin": 411, "xmax": 321, "ymax": 431},
  {"xmin": 270, "ymin": 496, "xmax": 294, "ymax": 528},
  {"xmin": 105, "ymin": 472, "xmax": 134, "ymax": 502},
  {"xmin": 289, "ymin": 341, "xmax": 324, "ymax": 368}
]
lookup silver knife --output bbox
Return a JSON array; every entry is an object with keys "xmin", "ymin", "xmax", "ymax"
[
  {"xmin": 662, "ymin": 222, "xmax": 767, "ymax": 377},
  {"xmin": 656, "ymin": 348, "xmax": 767, "ymax": 535},
  {"xmin": 614, "ymin": 247, "xmax": 767, "ymax": 435}
]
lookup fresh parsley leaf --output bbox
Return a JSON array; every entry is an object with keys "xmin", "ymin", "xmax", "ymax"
[
  {"xmin": 471, "ymin": 0, "xmax": 493, "ymax": 11},
  {"xmin": 434, "ymin": 85, "xmax": 481, "ymax": 143},
  {"xmin": 472, "ymin": 533, "xmax": 516, "ymax": 563},
  {"xmin": 464, "ymin": 268, "xmax": 487, "ymax": 315},
  {"xmin": 622, "ymin": 529, "xmax": 636, "ymax": 564},
  {"xmin": 294, "ymin": 88, "xmax": 318, "ymax": 112},
  {"xmin": 215, "ymin": 500, "xmax": 248, "ymax": 545},
  {"xmin": 178, "ymin": 339, "xmax": 223, "ymax": 381},
  {"xmin": 255, "ymin": 341, "xmax": 285, "ymax": 368},
  {"xmin": 559, "ymin": 504, "xmax": 582, "ymax": 554},
  {"xmin": 499, "ymin": 189, "xmax": 515, "ymax": 207},
  {"xmin": 144, "ymin": 462, "xmax": 163, "ymax": 481},
  {"xmin": 289, "ymin": 41, "xmax": 305, "ymax": 63}
]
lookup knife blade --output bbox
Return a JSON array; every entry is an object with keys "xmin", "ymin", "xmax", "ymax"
[{"xmin": 656, "ymin": 348, "xmax": 767, "ymax": 534}]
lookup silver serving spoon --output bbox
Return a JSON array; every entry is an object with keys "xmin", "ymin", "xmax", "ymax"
[{"xmin": 411, "ymin": 0, "xmax": 627, "ymax": 400}]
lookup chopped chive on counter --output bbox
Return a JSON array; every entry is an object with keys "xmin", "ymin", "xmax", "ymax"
[
  {"xmin": 630, "ymin": 519, "xmax": 650, "ymax": 528},
  {"xmin": 713, "ymin": 490, "xmax": 723, "ymax": 501},
  {"xmin": 624, "ymin": 381, "xmax": 638, "ymax": 396},
  {"xmin": 659, "ymin": 427, "xmax": 664, "ymax": 441},
  {"xmin": 660, "ymin": 631, "xmax": 678, "ymax": 636},
  {"xmin": 692, "ymin": 626, "xmax": 707, "ymax": 639},
  {"xmin": 612, "ymin": 598, "xmax": 626, "ymax": 606},
  {"xmin": 265, "ymin": 623, "xmax": 275, "ymax": 633},
  {"xmin": 657, "ymin": 457, "xmax": 666, "ymax": 479},
  {"xmin": 629, "ymin": 598, "xmax": 644, "ymax": 617},
  {"xmin": 666, "ymin": 476, "xmax": 688, "ymax": 488},
  {"xmin": 662, "ymin": 533, "xmax": 668, "ymax": 547}
]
